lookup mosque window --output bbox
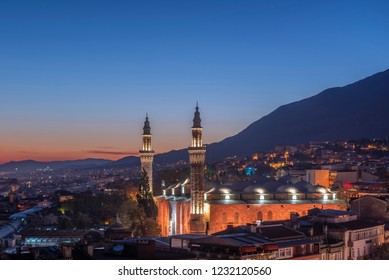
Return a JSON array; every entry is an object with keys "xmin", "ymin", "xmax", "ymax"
[
  {"xmin": 222, "ymin": 212, "xmax": 227, "ymax": 223},
  {"xmin": 234, "ymin": 212, "xmax": 239, "ymax": 224},
  {"xmin": 267, "ymin": 211, "xmax": 273, "ymax": 221},
  {"xmin": 257, "ymin": 211, "xmax": 263, "ymax": 221}
]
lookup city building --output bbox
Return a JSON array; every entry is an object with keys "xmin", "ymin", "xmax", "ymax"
[
  {"xmin": 350, "ymin": 196, "xmax": 389, "ymax": 223},
  {"xmin": 305, "ymin": 209, "xmax": 385, "ymax": 260}
]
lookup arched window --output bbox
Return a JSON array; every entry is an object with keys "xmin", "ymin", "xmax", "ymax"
[
  {"xmin": 222, "ymin": 212, "xmax": 227, "ymax": 223},
  {"xmin": 234, "ymin": 212, "xmax": 239, "ymax": 224},
  {"xmin": 267, "ymin": 211, "xmax": 273, "ymax": 221},
  {"xmin": 257, "ymin": 211, "xmax": 263, "ymax": 221}
]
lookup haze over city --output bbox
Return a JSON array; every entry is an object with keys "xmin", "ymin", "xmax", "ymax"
[{"xmin": 2, "ymin": 0, "xmax": 389, "ymax": 163}]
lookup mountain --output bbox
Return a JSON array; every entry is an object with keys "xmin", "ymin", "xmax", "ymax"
[
  {"xmin": 204, "ymin": 68, "xmax": 389, "ymax": 160},
  {"xmin": 102, "ymin": 156, "xmax": 139, "ymax": 168},
  {"xmin": 156, "ymin": 68, "xmax": 389, "ymax": 162},
  {"xmin": 0, "ymin": 158, "xmax": 113, "ymax": 173}
]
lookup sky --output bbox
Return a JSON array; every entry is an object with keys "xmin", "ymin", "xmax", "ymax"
[{"xmin": 1, "ymin": 0, "xmax": 389, "ymax": 163}]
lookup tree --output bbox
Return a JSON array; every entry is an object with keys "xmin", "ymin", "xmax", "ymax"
[
  {"xmin": 137, "ymin": 169, "xmax": 158, "ymax": 219},
  {"xmin": 74, "ymin": 212, "xmax": 92, "ymax": 229},
  {"xmin": 375, "ymin": 243, "xmax": 389, "ymax": 260},
  {"xmin": 58, "ymin": 215, "xmax": 74, "ymax": 230}
]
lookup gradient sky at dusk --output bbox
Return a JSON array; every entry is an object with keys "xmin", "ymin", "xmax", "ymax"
[{"xmin": 1, "ymin": 0, "xmax": 389, "ymax": 163}]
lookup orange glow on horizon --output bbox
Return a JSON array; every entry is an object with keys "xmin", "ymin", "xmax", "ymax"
[
  {"xmin": 0, "ymin": 146, "xmax": 178, "ymax": 164},
  {"xmin": 0, "ymin": 118, "xmax": 225, "ymax": 164},
  {"xmin": 0, "ymin": 149, "xmax": 135, "ymax": 164}
]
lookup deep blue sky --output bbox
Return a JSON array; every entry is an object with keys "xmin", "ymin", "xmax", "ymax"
[{"xmin": 1, "ymin": 0, "xmax": 389, "ymax": 162}]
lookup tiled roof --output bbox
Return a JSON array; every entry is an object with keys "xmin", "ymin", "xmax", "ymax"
[
  {"xmin": 329, "ymin": 220, "xmax": 384, "ymax": 231},
  {"xmin": 258, "ymin": 225, "xmax": 306, "ymax": 241}
]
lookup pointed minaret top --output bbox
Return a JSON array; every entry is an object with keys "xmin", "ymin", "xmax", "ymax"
[
  {"xmin": 192, "ymin": 103, "xmax": 202, "ymax": 128},
  {"xmin": 143, "ymin": 114, "xmax": 151, "ymax": 135}
]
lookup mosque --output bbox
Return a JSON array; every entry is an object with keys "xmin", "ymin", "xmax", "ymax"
[{"xmin": 139, "ymin": 105, "xmax": 346, "ymax": 236}]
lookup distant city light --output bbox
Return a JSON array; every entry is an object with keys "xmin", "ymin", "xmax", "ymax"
[{"xmin": 245, "ymin": 167, "xmax": 255, "ymax": 176}]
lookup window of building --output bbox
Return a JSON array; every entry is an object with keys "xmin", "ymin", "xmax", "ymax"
[
  {"xmin": 278, "ymin": 248, "xmax": 292, "ymax": 258},
  {"xmin": 222, "ymin": 213, "xmax": 227, "ymax": 224},
  {"xmin": 285, "ymin": 248, "xmax": 292, "ymax": 257},
  {"xmin": 267, "ymin": 211, "xmax": 273, "ymax": 221},
  {"xmin": 257, "ymin": 211, "xmax": 263, "ymax": 221},
  {"xmin": 234, "ymin": 212, "xmax": 239, "ymax": 224}
]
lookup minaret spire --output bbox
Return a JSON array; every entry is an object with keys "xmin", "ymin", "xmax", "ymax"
[
  {"xmin": 139, "ymin": 114, "xmax": 155, "ymax": 194},
  {"xmin": 143, "ymin": 113, "xmax": 151, "ymax": 136},
  {"xmin": 193, "ymin": 102, "xmax": 202, "ymax": 129}
]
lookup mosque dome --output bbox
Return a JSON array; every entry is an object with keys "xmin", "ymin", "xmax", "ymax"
[{"xmin": 242, "ymin": 185, "xmax": 268, "ymax": 194}]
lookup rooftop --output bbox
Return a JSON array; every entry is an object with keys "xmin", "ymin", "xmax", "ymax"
[{"xmin": 329, "ymin": 220, "xmax": 384, "ymax": 231}]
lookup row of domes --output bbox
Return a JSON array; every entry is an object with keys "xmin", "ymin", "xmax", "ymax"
[
  {"xmin": 162, "ymin": 176, "xmax": 332, "ymax": 196},
  {"xmin": 207, "ymin": 183, "xmax": 330, "ymax": 195}
]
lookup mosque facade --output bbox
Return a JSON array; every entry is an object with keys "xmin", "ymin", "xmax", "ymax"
[{"xmin": 140, "ymin": 105, "xmax": 347, "ymax": 236}]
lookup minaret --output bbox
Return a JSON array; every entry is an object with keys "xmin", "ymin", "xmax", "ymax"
[
  {"xmin": 188, "ymin": 103, "xmax": 206, "ymax": 234},
  {"xmin": 139, "ymin": 114, "xmax": 154, "ymax": 194}
]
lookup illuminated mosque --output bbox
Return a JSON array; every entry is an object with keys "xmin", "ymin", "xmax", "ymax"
[{"xmin": 139, "ymin": 105, "xmax": 346, "ymax": 236}]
